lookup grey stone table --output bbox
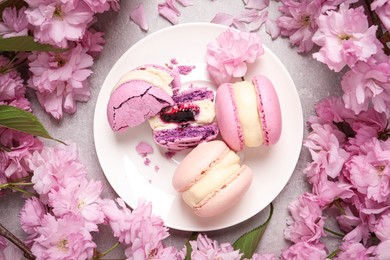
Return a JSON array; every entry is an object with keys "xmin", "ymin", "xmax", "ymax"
[{"xmin": 0, "ymin": 1, "xmax": 343, "ymax": 258}]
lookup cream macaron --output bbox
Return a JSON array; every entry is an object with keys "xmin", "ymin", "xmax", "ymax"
[
  {"xmin": 215, "ymin": 75, "xmax": 282, "ymax": 151},
  {"xmin": 172, "ymin": 140, "xmax": 253, "ymax": 217}
]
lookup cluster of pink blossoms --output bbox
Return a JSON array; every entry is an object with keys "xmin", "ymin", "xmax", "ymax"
[
  {"xmin": 0, "ymin": 0, "xmax": 118, "ymax": 119},
  {"xmin": 276, "ymin": 1, "xmax": 389, "ymax": 115},
  {"xmin": 0, "ymin": 56, "xmax": 43, "ymax": 195},
  {"xmin": 17, "ymin": 143, "xmax": 177, "ymax": 259},
  {"xmin": 281, "ymin": 96, "xmax": 390, "ymax": 258}
]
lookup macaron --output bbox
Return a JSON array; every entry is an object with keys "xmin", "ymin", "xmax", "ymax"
[
  {"xmin": 148, "ymin": 87, "xmax": 219, "ymax": 150},
  {"xmin": 215, "ymin": 75, "xmax": 282, "ymax": 151},
  {"xmin": 172, "ymin": 140, "xmax": 253, "ymax": 217},
  {"xmin": 106, "ymin": 65, "xmax": 179, "ymax": 132}
]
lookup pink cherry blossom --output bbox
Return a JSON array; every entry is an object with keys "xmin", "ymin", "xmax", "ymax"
[
  {"xmin": 28, "ymin": 44, "xmax": 93, "ymax": 119},
  {"xmin": 83, "ymin": 0, "xmax": 118, "ymax": 13},
  {"xmin": 348, "ymin": 108, "xmax": 389, "ymax": 149},
  {"xmin": 336, "ymin": 241, "xmax": 375, "ymax": 259},
  {"xmin": 31, "ymin": 214, "xmax": 96, "ymax": 260},
  {"xmin": 336, "ymin": 205, "xmax": 362, "ymax": 234},
  {"xmin": 0, "ymin": 237, "xmax": 24, "ymax": 260},
  {"xmin": 284, "ymin": 193, "xmax": 325, "ymax": 243},
  {"xmin": 25, "ymin": 0, "xmax": 94, "ymax": 48},
  {"xmin": 277, "ymin": 0, "xmax": 324, "ymax": 53},
  {"xmin": 29, "ymin": 143, "xmax": 87, "ymax": 196},
  {"xmin": 188, "ymin": 234, "xmax": 242, "ymax": 260},
  {"xmin": 205, "ymin": 28, "xmax": 263, "ymax": 85},
  {"xmin": 20, "ymin": 197, "xmax": 47, "ymax": 235},
  {"xmin": 304, "ymin": 123, "xmax": 350, "ymax": 179},
  {"xmin": 48, "ymin": 179, "xmax": 104, "ymax": 232},
  {"xmin": 0, "ymin": 127, "xmax": 43, "ymax": 184},
  {"xmin": 281, "ymin": 241, "xmax": 327, "ymax": 260},
  {"xmin": 374, "ymin": 214, "xmax": 390, "ymax": 241},
  {"xmin": 373, "ymin": 240, "xmax": 390, "ymax": 260},
  {"xmin": 371, "ymin": 0, "xmax": 390, "ymax": 31},
  {"xmin": 348, "ymin": 138, "xmax": 390, "ymax": 203},
  {"xmin": 312, "ymin": 96, "xmax": 356, "ymax": 125},
  {"xmin": 341, "ymin": 56, "xmax": 390, "ymax": 114},
  {"xmin": 311, "ymin": 175, "xmax": 354, "ymax": 206},
  {"xmin": 80, "ymin": 29, "xmax": 105, "ymax": 58},
  {"xmin": 102, "ymin": 199, "xmax": 172, "ymax": 258},
  {"xmin": 0, "ymin": 7, "xmax": 29, "ymax": 38},
  {"xmin": 0, "ymin": 56, "xmax": 26, "ymax": 101},
  {"xmin": 130, "ymin": 3, "xmax": 148, "ymax": 31},
  {"xmin": 312, "ymin": 4, "xmax": 380, "ymax": 72},
  {"xmin": 19, "ymin": 196, "xmax": 47, "ymax": 245}
]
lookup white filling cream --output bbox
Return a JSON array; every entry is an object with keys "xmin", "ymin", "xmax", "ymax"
[
  {"xmin": 148, "ymin": 99, "xmax": 215, "ymax": 130},
  {"xmin": 114, "ymin": 67, "xmax": 173, "ymax": 96},
  {"xmin": 232, "ymin": 81, "xmax": 263, "ymax": 147},
  {"xmin": 182, "ymin": 150, "xmax": 240, "ymax": 207}
]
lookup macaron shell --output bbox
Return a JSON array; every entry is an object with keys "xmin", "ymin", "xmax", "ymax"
[
  {"xmin": 194, "ymin": 165, "xmax": 253, "ymax": 218},
  {"xmin": 252, "ymin": 75, "xmax": 282, "ymax": 146},
  {"xmin": 215, "ymin": 83, "xmax": 244, "ymax": 151},
  {"xmin": 107, "ymin": 80, "xmax": 174, "ymax": 132},
  {"xmin": 172, "ymin": 140, "xmax": 228, "ymax": 191},
  {"xmin": 138, "ymin": 64, "xmax": 181, "ymax": 92}
]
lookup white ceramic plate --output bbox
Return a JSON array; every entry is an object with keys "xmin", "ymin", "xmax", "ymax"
[{"xmin": 94, "ymin": 23, "xmax": 303, "ymax": 231}]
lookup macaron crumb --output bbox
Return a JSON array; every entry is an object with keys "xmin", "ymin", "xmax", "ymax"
[
  {"xmin": 170, "ymin": 58, "xmax": 179, "ymax": 65},
  {"xmin": 136, "ymin": 141, "xmax": 154, "ymax": 157},
  {"xmin": 144, "ymin": 157, "xmax": 151, "ymax": 166},
  {"xmin": 154, "ymin": 165, "xmax": 160, "ymax": 172},
  {"xmin": 178, "ymin": 65, "xmax": 195, "ymax": 75},
  {"xmin": 165, "ymin": 151, "xmax": 176, "ymax": 159}
]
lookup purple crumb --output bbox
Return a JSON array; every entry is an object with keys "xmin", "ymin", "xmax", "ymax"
[
  {"xmin": 136, "ymin": 141, "xmax": 154, "ymax": 157},
  {"xmin": 170, "ymin": 58, "xmax": 178, "ymax": 65},
  {"xmin": 144, "ymin": 157, "xmax": 151, "ymax": 166},
  {"xmin": 165, "ymin": 151, "xmax": 176, "ymax": 159},
  {"xmin": 154, "ymin": 165, "xmax": 160, "ymax": 172},
  {"xmin": 178, "ymin": 65, "xmax": 195, "ymax": 75}
]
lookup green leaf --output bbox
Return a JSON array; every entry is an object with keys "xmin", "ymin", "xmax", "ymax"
[
  {"xmin": 184, "ymin": 232, "xmax": 198, "ymax": 260},
  {"xmin": 0, "ymin": 0, "xmax": 27, "ymax": 19},
  {"xmin": 0, "ymin": 36, "xmax": 66, "ymax": 52},
  {"xmin": 233, "ymin": 203, "xmax": 274, "ymax": 259},
  {"xmin": 0, "ymin": 105, "xmax": 65, "ymax": 144}
]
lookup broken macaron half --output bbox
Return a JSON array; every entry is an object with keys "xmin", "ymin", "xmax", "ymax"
[{"xmin": 106, "ymin": 65, "xmax": 179, "ymax": 132}]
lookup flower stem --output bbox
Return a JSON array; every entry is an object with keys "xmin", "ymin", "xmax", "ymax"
[
  {"xmin": 327, "ymin": 249, "xmax": 341, "ymax": 259},
  {"xmin": 9, "ymin": 186, "xmax": 37, "ymax": 196},
  {"xmin": 0, "ymin": 143, "xmax": 11, "ymax": 152},
  {"xmin": 92, "ymin": 242, "xmax": 120, "ymax": 259},
  {"xmin": 100, "ymin": 242, "xmax": 120, "ymax": 257},
  {"xmin": 324, "ymin": 227, "xmax": 344, "ymax": 238},
  {"xmin": 0, "ymin": 223, "xmax": 35, "ymax": 260}
]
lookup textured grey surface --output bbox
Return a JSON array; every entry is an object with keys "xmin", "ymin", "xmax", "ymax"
[{"xmin": 0, "ymin": 1, "xmax": 343, "ymax": 258}]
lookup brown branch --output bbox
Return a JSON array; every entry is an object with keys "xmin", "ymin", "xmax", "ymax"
[{"xmin": 0, "ymin": 223, "xmax": 35, "ymax": 260}]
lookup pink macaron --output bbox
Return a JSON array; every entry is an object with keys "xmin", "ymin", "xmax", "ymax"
[
  {"xmin": 172, "ymin": 140, "xmax": 253, "ymax": 218},
  {"xmin": 215, "ymin": 75, "xmax": 282, "ymax": 151},
  {"xmin": 106, "ymin": 65, "xmax": 179, "ymax": 132}
]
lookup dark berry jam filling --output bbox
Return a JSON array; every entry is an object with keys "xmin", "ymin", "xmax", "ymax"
[{"xmin": 160, "ymin": 103, "xmax": 200, "ymax": 123}]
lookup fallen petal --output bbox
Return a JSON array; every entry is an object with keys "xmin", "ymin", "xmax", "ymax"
[
  {"xmin": 265, "ymin": 18, "xmax": 280, "ymax": 39},
  {"xmin": 130, "ymin": 3, "xmax": 148, "ymax": 31},
  {"xmin": 211, "ymin": 12, "xmax": 234, "ymax": 26}
]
